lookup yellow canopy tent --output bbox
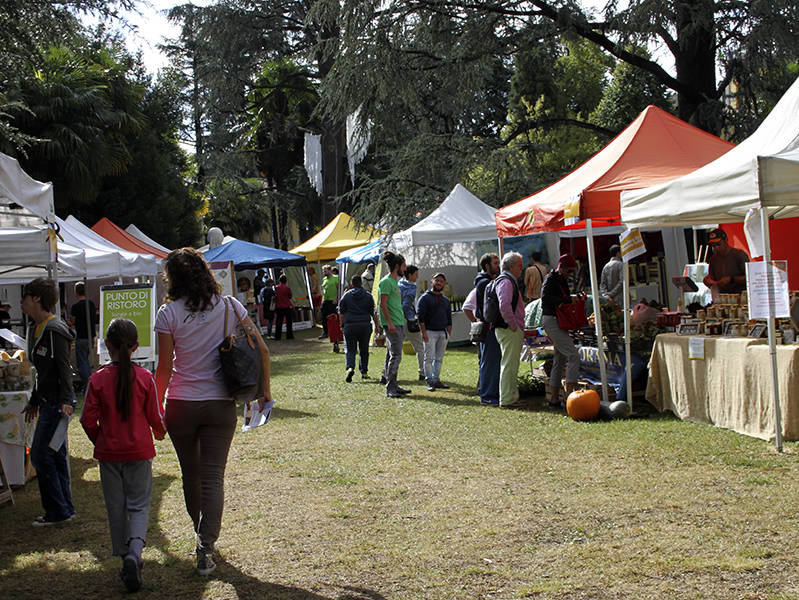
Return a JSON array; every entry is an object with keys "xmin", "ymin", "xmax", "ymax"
[{"xmin": 291, "ymin": 212, "xmax": 382, "ymax": 262}]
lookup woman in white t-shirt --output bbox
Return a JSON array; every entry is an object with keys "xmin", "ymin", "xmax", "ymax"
[{"xmin": 154, "ymin": 248, "xmax": 271, "ymax": 576}]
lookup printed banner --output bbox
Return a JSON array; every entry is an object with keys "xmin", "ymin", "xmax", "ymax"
[
  {"xmin": 209, "ymin": 261, "xmax": 235, "ymax": 297},
  {"xmin": 619, "ymin": 228, "xmax": 646, "ymax": 263},
  {"xmin": 577, "ymin": 345, "xmax": 647, "ymax": 401},
  {"xmin": 99, "ymin": 283, "xmax": 155, "ymax": 362}
]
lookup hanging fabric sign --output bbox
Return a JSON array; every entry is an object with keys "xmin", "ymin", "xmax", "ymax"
[{"xmin": 619, "ymin": 228, "xmax": 646, "ymax": 262}]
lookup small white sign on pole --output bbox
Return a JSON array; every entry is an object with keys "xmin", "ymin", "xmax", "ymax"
[
  {"xmin": 746, "ymin": 260, "xmax": 790, "ymax": 319},
  {"xmin": 619, "ymin": 228, "xmax": 646, "ymax": 263}
]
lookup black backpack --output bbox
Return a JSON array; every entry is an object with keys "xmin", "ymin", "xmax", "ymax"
[{"xmin": 482, "ymin": 273, "xmax": 519, "ymax": 328}]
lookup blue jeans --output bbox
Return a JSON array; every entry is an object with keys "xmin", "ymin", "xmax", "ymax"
[
  {"xmin": 423, "ymin": 330, "xmax": 448, "ymax": 384},
  {"xmin": 30, "ymin": 402, "xmax": 75, "ymax": 521},
  {"xmin": 75, "ymin": 338, "xmax": 92, "ymax": 389},
  {"xmin": 478, "ymin": 326, "xmax": 501, "ymax": 404},
  {"xmin": 343, "ymin": 322, "xmax": 372, "ymax": 373}
]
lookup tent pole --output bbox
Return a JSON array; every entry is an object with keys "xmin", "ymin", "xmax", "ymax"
[
  {"xmin": 759, "ymin": 205, "xmax": 782, "ymax": 452},
  {"xmin": 623, "ymin": 255, "xmax": 633, "ymax": 412},
  {"xmin": 302, "ymin": 264, "xmax": 314, "ymax": 329},
  {"xmin": 586, "ymin": 219, "xmax": 609, "ymax": 403},
  {"xmin": 692, "ymin": 228, "xmax": 699, "ymax": 263},
  {"xmin": 498, "ymin": 237, "xmax": 505, "ymax": 256},
  {"xmin": 83, "ymin": 277, "xmax": 93, "ymax": 369}
]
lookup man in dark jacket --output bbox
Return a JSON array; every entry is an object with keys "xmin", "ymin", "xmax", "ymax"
[
  {"xmin": 474, "ymin": 253, "xmax": 500, "ymax": 405},
  {"xmin": 68, "ymin": 282, "xmax": 96, "ymax": 392},
  {"xmin": 21, "ymin": 277, "xmax": 77, "ymax": 526},
  {"xmin": 338, "ymin": 274, "xmax": 380, "ymax": 381},
  {"xmin": 417, "ymin": 273, "xmax": 452, "ymax": 391}
]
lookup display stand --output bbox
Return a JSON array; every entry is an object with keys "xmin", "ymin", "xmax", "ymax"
[
  {"xmin": 0, "ymin": 390, "xmax": 34, "ymax": 487},
  {"xmin": 0, "ymin": 455, "xmax": 13, "ymax": 505}
]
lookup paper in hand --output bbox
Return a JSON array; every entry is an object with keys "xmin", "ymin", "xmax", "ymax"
[
  {"xmin": 0, "ymin": 328, "xmax": 26, "ymax": 350},
  {"xmin": 241, "ymin": 400, "xmax": 274, "ymax": 432}
]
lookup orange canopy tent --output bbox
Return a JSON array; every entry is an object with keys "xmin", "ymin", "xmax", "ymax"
[
  {"xmin": 495, "ymin": 106, "xmax": 735, "ymax": 236},
  {"xmin": 92, "ymin": 217, "xmax": 169, "ymax": 259}
]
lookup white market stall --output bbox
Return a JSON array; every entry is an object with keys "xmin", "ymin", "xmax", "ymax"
[
  {"xmin": 389, "ymin": 184, "xmax": 500, "ymax": 343},
  {"xmin": 621, "ymin": 75, "xmax": 799, "ymax": 449}
]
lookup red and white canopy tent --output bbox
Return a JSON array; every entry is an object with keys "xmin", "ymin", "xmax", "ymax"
[
  {"xmin": 92, "ymin": 217, "xmax": 169, "ymax": 260},
  {"xmin": 495, "ymin": 105, "xmax": 735, "ymax": 405}
]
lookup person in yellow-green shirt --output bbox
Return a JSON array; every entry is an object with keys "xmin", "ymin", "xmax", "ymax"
[
  {"xmin": 319, "ymin": 264, "xmax": 339, "ymax": 338},
  {"xmin": 378, "ymin": 250, "xmax": 411, "ymax": 398}
]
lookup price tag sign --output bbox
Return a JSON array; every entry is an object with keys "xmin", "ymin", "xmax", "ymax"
[{"xmin": 688, "ymin": 336, "xmax": 705, "ymax": 360}]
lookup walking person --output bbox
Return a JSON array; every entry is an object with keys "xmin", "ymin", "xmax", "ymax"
[
  {"xmin": 417, "ymin": 273, "xmax": 452, "ymax": 391},
  {"xmin": 69, "ymin": 281, "xmax": 96, "ymax": 392},
  {"xmin": 21, "ymin": 278, "xmax": 77, "ymax": 526},
  {"xmin": 398, "ymin": 265, "xmax": 425, "ymax": 381},
  {"xmin": 273, "ymin": 274, "xmax": 294, "ymax": 340},
  {"xmin": 541, "ymin": 254, "xmax": 581, "ymax": 407},
  {"xmin": 154, "ymin": 248, "xmax": 272, "ymax": 576},
  {"xmin": 378, "ymin": 250, "xmax": 411, "ymax": 398},
  {"xmin": 258, "ymin": 278, "xmax": 276, "ymax": 338},
  {"xmin": 319, "ymin": 264, "xmax": 339, "ymax": 338},
  {"xmin": 80, "ymin": 319, "xmax": 166, "ymax": 592},
  {"xmin": 338, "ymin": 274, "xmax": 380, "ymax": 381}
]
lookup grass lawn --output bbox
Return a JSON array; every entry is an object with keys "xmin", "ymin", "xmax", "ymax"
[{"xmin": 3, "ymin": 327, "xmax": 799, "ymax": 599}]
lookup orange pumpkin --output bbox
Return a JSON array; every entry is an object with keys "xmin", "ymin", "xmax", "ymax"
[{"xmin": 566, "ymin": 389, "xmax": 601, "ymax": 421}]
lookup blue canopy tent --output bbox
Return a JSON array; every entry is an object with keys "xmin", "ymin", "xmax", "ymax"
[
  {"xmin": 204, "ymin": 239, "xmax": 314, "ymax": 325},
  {"xmin": 335, "ymin": 238, "xmax": 383, "ymax": 264},
  {"xmin": 204, "ymin": 239, "xmax": 307, "ymax": 269},
  {"xmin": 335, "ymin": 237, "xmax": 385, "ymax": 297}
]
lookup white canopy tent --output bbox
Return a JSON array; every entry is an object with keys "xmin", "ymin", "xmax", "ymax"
[
  {"xmin": 621, "ymin": 75, "xmax": 799, "ymax": 450},
  {"xmin": 390, "ymin": 184, "xmax": 500, "ymax": 297},
  {"xmin": 62, "ymin": 216, "xmax": 158, "ymax": 278},
  {"xmin": 0, "ymin": 153, "xmax": 56, "ymax": 224},
  {"xmin": 125, "ymin": 223, "xmax": 171, "ymax": 254}
]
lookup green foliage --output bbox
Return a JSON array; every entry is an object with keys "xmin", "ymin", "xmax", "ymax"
[
  {"xmin": 1, "ymin": 15, "xmax": 200, "ymax": 246},
  {"xmin": 517, "ymin": 370, "xmax": 547, "ymax": 396}
]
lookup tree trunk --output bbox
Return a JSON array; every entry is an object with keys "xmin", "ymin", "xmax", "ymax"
[{"xmin": 674, "ymin": 0, "xmax": 719, "ymax": 133}]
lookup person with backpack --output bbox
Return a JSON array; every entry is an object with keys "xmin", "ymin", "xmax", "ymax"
[
  {"xmin": 474, "ymin": 253, "xmax": 501, "ymax": 405},
  {"xmin": 485, "ymin": 252, "xmax": 526, "ymax": 409},
  {"xmin": 80, "ymin": 318, "xmax": 166, "ymax": 592},
  {"xmin": 541, "ymin": 254, "xmax": 580, "ymax": 408},
  {"xmin": 258, "ymin": 278, "xmax": 276, "ymax": 338}
]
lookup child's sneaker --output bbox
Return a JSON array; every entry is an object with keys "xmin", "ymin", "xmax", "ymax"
[
  {"xmin": 120, "ymin": 554, "xmax": 142, "ymax": 592},
  {"xmin": 196, "ymin": 548, "xmax": 216, "ymax": 576}
]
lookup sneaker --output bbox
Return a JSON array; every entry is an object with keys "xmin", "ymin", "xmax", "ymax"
[
  {"xmin": 386, "ymin": 391, "xmax": 403, "ymax": 398},
  {"xmin": 361, "ymin": 372, "xmax": 370, "ymax": 379},
  {"xmin": 434, "ymin": 382, "xmax": 450, "ymax": 389},
  {"xmin": 427, "ymin": 384, "xmax": 436, "ymax": 392},
  {"xmin": 418, "ymin": 373, "xmax": 426, "ymax": 381},
  {"xmin": 500, "ymin": 400, "xmax": 528, "ymax": 410},
  {"xmin": 120, "ymin": 554, "xmax": 142, "ymax": 592},
  {"xmin": 379, "ymin": 376, "xmax": 387, "ymax": 385},
  {"xmin": 345, "ymin": 368, "xmax": 354, "ymax": 383},
  {"xmin": 32, "ymin": 513, "xmax": 75, "ymax": 527},
  {"xmin": 197, "ymin": 548, "xmax": 217, "ymax": 576},
  {"xmin": 396, "ymin": 387, "xmax": 411, "ymax": 394}
]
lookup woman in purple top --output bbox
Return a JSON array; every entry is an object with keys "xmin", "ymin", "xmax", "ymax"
[{"xmin": 154, "ymin": 248, "xmax": 271, "ymax": 575}]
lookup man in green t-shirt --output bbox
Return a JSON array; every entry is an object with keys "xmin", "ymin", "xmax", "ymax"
[
  {"xmin": 319, "ymin": 265, "xmax": 339, "ymax": 338},
  {"xmin": 379, "ymin": 251, "xmax": 411, "ymax": 398}
]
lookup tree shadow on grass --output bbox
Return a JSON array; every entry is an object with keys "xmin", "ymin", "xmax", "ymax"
[{"xmin": 1, "ymin": 454, "xmax": 387, "ymax": 600}]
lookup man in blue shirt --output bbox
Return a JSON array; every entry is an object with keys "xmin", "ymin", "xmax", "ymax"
[{"xmin": 417, "ymin": 273, "xmax": 452, "ymax": 391}]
